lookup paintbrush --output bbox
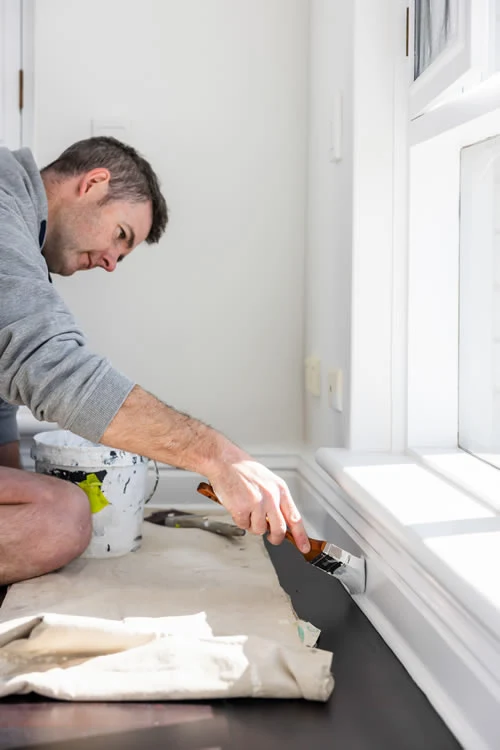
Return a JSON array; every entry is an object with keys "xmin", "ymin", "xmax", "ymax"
[
  {"xmin": 196, "ymin": 482, "xmax": 366, "ymax": 595},
  {"xmin": 146, "ymin": 509, "xmax": 246, "ymax": 538}
]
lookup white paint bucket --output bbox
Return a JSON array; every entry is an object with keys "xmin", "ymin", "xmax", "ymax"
[{"xmin": 31, "ymin": 430, "xmax": 158, "ymax": 559}]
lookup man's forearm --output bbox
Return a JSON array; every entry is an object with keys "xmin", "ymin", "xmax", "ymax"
[
  {"xmin": 101, "ymin": 385, "xmax": 241, "ymax": 475},
  {"xmin": 101, "ymin": 385, "xmax": 310, "ymax": 552}
]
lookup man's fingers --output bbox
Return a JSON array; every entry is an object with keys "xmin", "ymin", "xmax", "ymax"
[
  {"xmin": 279, "ymin": 487, "xmax": 310, "ymax": 553},
  {"xmin": 263, "ymin": 495, "xmax": 287, "ymax": 546},
  {"xmin": 249, "ymin": 506, "xmax": 268, "ymax": 536},
  {"xmin": 209, "ymin": 471, "xmax": 309, "ymax": 552},
  {"xmin": 230, "ymin": 508, "xmax": 251, "ymax": 530}
]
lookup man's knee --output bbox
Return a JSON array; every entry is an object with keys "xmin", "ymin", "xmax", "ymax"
[
  {"xmin": 38, "ymin": 480, "xmax": 92, "ymax": 568},
  {"xmin": 59, "ymin": 482, "xmax": 92, "ymax": 557},
  {"xmin": 0, "ymin": 470, "xmax": 93, "ymax": 584}
]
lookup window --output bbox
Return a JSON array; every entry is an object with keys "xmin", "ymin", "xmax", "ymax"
[
  {"xmin": 414, "ymin": 0, "xmax": 459, "ymax": 80},
  {"xmin": 407, "ymin": 2, "xmax": 500, "ymax": 453},
  {"xmin": 458, "ymin": 133, "xmax": 500, "ymax": 468},
  {"xmin": 409, "ymin": 0, "xmax": 499, "ymax": 119},
  {"xmin": 315, "ymin": 6, "xmax": 500, "ymax": 743}
]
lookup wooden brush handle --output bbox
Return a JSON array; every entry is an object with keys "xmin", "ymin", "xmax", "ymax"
[{"xmin": 196, "ymin": 482, "xmax": 325, "ymax": 561}]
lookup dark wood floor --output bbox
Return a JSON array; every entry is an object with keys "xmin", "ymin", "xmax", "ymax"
[{"xmin": 0, "ymin": 541, "xmax": 462, "ymax": 750}]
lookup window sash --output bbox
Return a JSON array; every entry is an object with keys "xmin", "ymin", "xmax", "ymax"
[{"xmin": 408, "ymin": 0, "xmax": 493, "ymax": 119}]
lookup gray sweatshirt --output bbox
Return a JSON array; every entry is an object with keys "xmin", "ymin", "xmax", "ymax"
[{"xmin": 0, "ymin": 146, "xmax": 135, "ymax": 444}]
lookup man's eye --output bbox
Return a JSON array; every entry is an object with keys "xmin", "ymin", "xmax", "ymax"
[{"xmin": 119, "ymin": 227, "xmax": 126, "ymax": 240}]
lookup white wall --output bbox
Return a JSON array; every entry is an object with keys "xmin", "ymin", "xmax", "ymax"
[
  {"xmin": 33, "ymin": 0, "xmax": 309, "ymax": 449},
  {"xmin": 304, "ymin": 0, "xmax": 354, "ymax": 449}
]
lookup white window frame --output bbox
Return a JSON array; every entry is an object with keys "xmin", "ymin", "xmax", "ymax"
[
  {"xmin": 314, "ymin": 2, "xmax": 500, "ymax": 746},
  {"xmin": 409, "ymin": 0, "xmax": 494, "ymax": 119},
  {"xmin": 408, "ymin": 83, "xmax": 500, "ymax": 450},
  {"xmin": 353, "ymin": 1, "xmax": 500, "ymax": 526},
  {"xmin": 346, "ymin": 0, "xmax": 500, "ymax": 466},
  {"xmin": 454, "ymin": 131, "xmax": 500, "ymax": 463}
]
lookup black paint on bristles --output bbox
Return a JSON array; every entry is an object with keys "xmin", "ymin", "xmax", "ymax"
[{"xmin": 310, "ymin": 552, "xmax": 343, "ymax": 575}]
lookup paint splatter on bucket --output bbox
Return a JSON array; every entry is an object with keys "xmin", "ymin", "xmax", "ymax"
[{"xmin": 31, "ymin": 430, "xmax": 157, "ymax": 559}]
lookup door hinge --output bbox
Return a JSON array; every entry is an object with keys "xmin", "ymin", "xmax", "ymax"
[
  {"xmin": 405, "ymin": 7, "xmax": 410, "ymax": 57},
  {"xmin": 19, "ymin": 69, "xmax": 24, "ymax": 111}
]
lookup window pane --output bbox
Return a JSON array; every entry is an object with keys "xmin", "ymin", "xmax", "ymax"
[
  {"xmin": 459, "ymin": 134, "xmax": 500, "ymax": 468},
  {"xmin": 414, "ymin": 0, "xmax": 459, "ymax": 80}
]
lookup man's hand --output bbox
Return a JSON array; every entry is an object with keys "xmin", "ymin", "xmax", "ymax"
[
  {"xmin": 208, "ymin": 456, "xmax": 310, "ymax": 552},
  {"xmin": 101, "ymin": 386, "xmax": 310, "ymax": 552}
]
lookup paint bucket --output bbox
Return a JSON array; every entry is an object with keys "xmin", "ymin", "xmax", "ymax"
[{"xmin": 31, "ymin": 430, "xmax": 159, "ymax": 559}]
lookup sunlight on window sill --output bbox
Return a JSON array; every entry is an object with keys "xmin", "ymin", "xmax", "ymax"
[
  {"xmin": 425, "ymin": 530, "xmax": 500, "ymax": 610},
  {"xmin": 315, "ymin": 447, "xmax": 500, "ymax": 627},
  {"xmin": 343, "ymin": 462, "xmax": 494, "ymax": 526},
  {"xmin": 410, "ymin": 448, "xmax": 500, "ymax": 513}
]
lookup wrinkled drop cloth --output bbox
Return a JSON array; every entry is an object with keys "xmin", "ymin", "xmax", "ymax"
[{"xmin": 0, "ymin": 518, "xmax": 334, "ymax": 702}]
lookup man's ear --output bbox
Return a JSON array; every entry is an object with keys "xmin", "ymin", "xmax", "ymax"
[{"xmin": 77, "ymin": 168, "xmax": 111, "ymax": 197}]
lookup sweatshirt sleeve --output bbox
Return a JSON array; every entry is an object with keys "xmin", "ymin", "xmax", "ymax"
[{"xmin": 0, "ymin": 206, "xmax": 135, "ymax": 443}]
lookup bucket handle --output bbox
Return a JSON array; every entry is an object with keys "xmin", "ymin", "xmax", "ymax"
[{"xmin": 145, "ymin": 460, "xmax": 160, "ymax": 504}]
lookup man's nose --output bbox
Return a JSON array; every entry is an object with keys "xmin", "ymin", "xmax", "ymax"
[{"xmin": 98, "ymin": 251, "xmax": 118, "ymax": 273}]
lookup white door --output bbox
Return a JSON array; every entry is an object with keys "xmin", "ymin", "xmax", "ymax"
[{"xmin": 0, "ymin": 0, "xmax": 22, "ymax": 149}]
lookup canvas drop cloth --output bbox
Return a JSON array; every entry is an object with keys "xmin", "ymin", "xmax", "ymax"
[{"xmin": 0, "ymin": 516, "xmax": 334, "ymax": 702}]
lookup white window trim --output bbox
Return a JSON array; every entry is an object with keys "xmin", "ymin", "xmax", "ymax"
[
  {"xmin": 409, "ymin": 0, "xmax": 497, "ymax": 119},
  {"xmin": 351, "ymin": 4, "xmax": 500, "ymax": 457},
  {"xmin": 408, "ymin": 93, "xmax": 500, "ymax": 447},
  {"xmin": 316, "ymin": 2, "xmax": 500, "ymax": 747},
  {"xmin": 409, "ymin": 0, "xmax": 474, "ymax": 119},
  {"xmin": 410, "ymin": 70, "xmax": 500, "ymax": 145},
  {"xmin": 347, "ymin": 2, "xmax": 500, "ymax": 497}
]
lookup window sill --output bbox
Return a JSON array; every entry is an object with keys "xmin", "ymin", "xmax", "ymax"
[
  {"xmin": 409, "ymin": 446, "xmax": 500, "ymax": 514},
  {"xmin": 314, "ymin": 447, "xmax": 500, "ymax": 750}
]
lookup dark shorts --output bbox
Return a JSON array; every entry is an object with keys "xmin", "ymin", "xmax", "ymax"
[{"xmin": 0, "ymin": 400, "xmax": 19, "ymax": 446}]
